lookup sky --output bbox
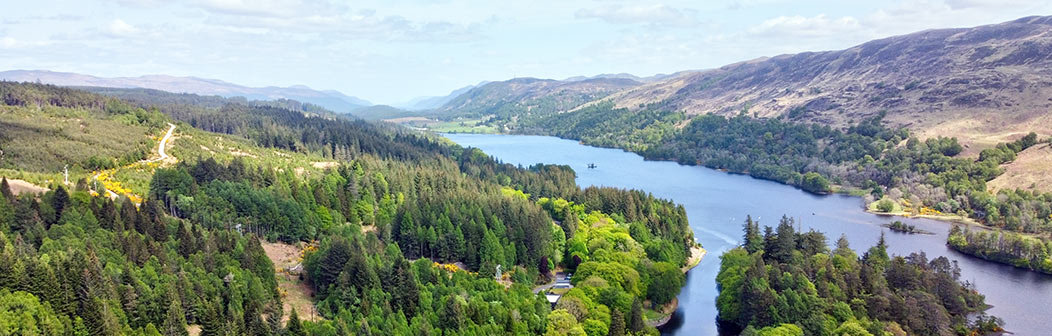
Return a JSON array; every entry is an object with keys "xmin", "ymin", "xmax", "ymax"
[{"xmin": 2, "ymin": 0, "xmax": 1051, "ymax": 105}]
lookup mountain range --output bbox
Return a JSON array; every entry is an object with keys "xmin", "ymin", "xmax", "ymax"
[
  {"xmin": 430, "ymin": 16, "xmax": 1052, "ymax": 153},
  {"xmin": 0, "ymin": 70, "xmax": 372, "ymax": 113},
  {"xmin": 395, "ymin": 84, "xmax": 484, "ymax": 111},
  {"xmin": 5, "ymin": 15, "xmax": 1051, "ymax": 164}
]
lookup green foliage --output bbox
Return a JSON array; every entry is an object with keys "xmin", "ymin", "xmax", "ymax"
[
  {"xmin": 717, "ymin": 216, "xmax": 999, "ymax": 336},
  {"xmin": 800, "ymin": 172, "xmax": 831, "ymax": 194},
  {"xmin": 948, "ymin": 225, "xmax": 1052, "ymax": 274},
  {"xmin": 0, "ymin": 289, "xmax": 76, "ymax": 336},
  {"xmin": 286, "ymin": 309, "xmax": 306, "ymax": 336},
  {"xmin": 876, "ymin": 199, "xmax": 896, "ymax": 213},
  {"xmin": 646, "ymin": 262, "xmax": 685, "ymax": 305},
  {"xmin": 545, "ymin": 309, "xmax": 587, "ymax": 336}
]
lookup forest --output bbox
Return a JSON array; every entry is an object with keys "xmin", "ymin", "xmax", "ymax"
[
  {"xmin": 717, "ymin": 216, "xmax": 1002, "ymax": 336},
  {"xmin": 0, "ymin": 82, "xmax": 696, "ymax": 335},
  {"xmin": 948, "ymin": 225, "xmax": 1052, "ymax": 274}
]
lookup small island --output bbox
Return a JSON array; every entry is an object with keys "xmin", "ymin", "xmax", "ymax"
[{"xmin": 882, "ymin": 220, "xmax": 934, "ymax": 234}]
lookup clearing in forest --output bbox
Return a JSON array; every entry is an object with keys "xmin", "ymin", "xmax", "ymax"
[{"xmin": 262, "ymin": 240, "xmax": 322, "ymax": 324}]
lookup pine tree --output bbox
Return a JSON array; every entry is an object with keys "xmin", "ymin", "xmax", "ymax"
[
  {"xmin": 358, "ymin": 319, "xmax": 373, "ymax": 336},
  {"xmin": 772, "ymin": 216, "xmax": 796, "ymax": 263},
  {"xmin": 743, "ymin": 215, "xmax": 763, "ymax": 253},
  {"xmin": 243, "ymin": 301, "xmax": 270, "ymax": 336},
  {"xmin": 318, "ymin": 238, "xmax": 351, "ymax": 293},
  {"xmin": 163, "ymin": 298, "xmax": 189, "ymax": 336},
  {"xmin": 628, "ymin": 299, "xmax": 645, "ymax": 333},
  {"xmin": 388, "ymin": 259, "xmax": 419, "ymax": 317},
  {"xmin": 80, "ymin": 297, "xmax": 121, "ymax": 336},
  {"xmin": 0, "ymin": 192, "xmax": 14, "ymax": 230},
  {"xmin": 286, "ymin": 309, "xmax": 306, "ymax": 336},
  {"xmin": 120, "ymin": 198, "xmax": 139, "ymax": 233},
  {"xmin": 0, "ymin": 178, "xmax": 13, "ymax": 204},
  {"xmin": 608, "ymin": 309, "xmax": 626, "ymax": 336},
  {"xmin": 177, "ymin": 223, "xmax": 195, "ymax": 257},
  {"xmin": 441, "ymin": 296, "xmax": 465, "ymax": 330},
  {"xmin": 50, "ymin": 185, "xmax": 70, "ymax": 224}
]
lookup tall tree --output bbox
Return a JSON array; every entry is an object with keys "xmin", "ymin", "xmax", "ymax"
[
  {"xmin": 0, "ymin": 178, "xmax": 13, "ymax": 203},
  {"xmin": 286, "ymin": 309, "xmax": 306, "ymax": 336},
  {"xmin": 608, "ymin": 309, "xmax": 626, "ymax": 336},
  {"xmin": 163, "ymin": 298, "xmax": 189, "ymax": 336},
  {"xmin": 743, "ymin": 215, "xmax": 763, "ymax": 253}
]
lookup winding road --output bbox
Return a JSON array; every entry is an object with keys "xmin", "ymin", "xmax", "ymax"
[
  {"xmin": 149, "ymin": 123, "xmax": 177, "ymax": 163},
  {"xmin": 94, "ymin": 123, "xmax": 176, "ymax": 199}
]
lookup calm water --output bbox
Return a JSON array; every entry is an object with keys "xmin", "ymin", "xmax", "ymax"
[{"xmin": 444, "ymin": 133, "xmax": 1052, "ymax": 336}]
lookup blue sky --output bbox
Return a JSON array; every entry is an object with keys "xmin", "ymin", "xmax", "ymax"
[{"xmin": 2, "ymin": 0, "xmax": 1050, "ymax": 104}]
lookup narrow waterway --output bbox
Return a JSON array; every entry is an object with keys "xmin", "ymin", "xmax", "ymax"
[{"xmin": 444, "ymin": 133, "xmax": 1052, "ymax": 336}]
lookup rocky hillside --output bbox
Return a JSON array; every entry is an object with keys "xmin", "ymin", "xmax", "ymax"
[{"xmin": 604, "ymin": 16, "xmax": 1052, "ymax": 151}]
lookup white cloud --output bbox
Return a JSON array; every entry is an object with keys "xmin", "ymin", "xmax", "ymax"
[
  {"xmin": 944, "ymin": 0, "xmax": 1038, "ymax": 10},
  {"xmin": 576, "ymin": 4, "xmax": 699, "ymax": 27},
  {"xmin": 107, "ymin": 19, "xmax": 140, "ymax": 36},
  {"xmin": 201, "ymin": 8, "xmax": 483, "ymax": 43},
  {"xmin": 748, "ymin": 14, "xmax": 862, "ymax": 38},
  {"xmin": 1, "ymin": 37, "xmax": 17, "ymax": 48},
  {"xmin": 110, "ymin": 0, "xmax": 169, "ymax": 8},
  {"xmin": 196, "ymin": 0, "xmax": 337, "ymax": 18}
]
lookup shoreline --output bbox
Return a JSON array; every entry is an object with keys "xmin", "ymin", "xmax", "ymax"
[{"xmin": 649, "ymin": 244, "xmax": 706, "ymax": 328}]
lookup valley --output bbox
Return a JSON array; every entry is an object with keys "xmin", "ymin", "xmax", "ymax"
[{"xmin": 3, "ymin": 5, "xmax": 1052, "ymax": 336}]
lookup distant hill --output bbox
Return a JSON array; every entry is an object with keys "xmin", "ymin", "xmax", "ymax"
[
  {"xmin": 562, "ymin": 72, "xmax": 686, "ymax": 83},
  {"xmin": 398, "ymin": 84, "xmax": 483, "ymax": 111},
  {"xmin": 350, "ymin": 104, "xmax": 417, "ymax": 120},
  {"xmin": 0, "ymin": 70, "xmax": 371, "ymax": 113},
  {"xmin": 434, "ymin": 77, "xmax": 642, "ymax": 121}
]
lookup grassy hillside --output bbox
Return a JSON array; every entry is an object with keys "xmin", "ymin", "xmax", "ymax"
[{"xmin": 0, "ymin": 82, "xmax": 163, "ymax": 173}]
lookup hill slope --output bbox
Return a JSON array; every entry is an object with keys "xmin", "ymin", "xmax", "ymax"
[
  {"xmin": 0, "ymin": 70, "xmax": 371, "ymax": 113},
  {"xmin": 432, "ymin": 16, "xmax": 1052, "ymax": 152},
  {"xmin": 434, "ymin": 77, "xmax": 642, "ymax": 122},
  {"xmin": 604, "ymin": 16, "xmax": 1052, "ymax": 150}
]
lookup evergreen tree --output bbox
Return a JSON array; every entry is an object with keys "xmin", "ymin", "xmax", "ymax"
[
  {"xmin": 628, "ymin": 299, "xmax": 645, "ymax": 333},
  {"xmin": 772, "ymin": 216, "xmax": 796, "ymax": 263},
  {"xmin": 0, "ymin": 192, "xmax": 14, "ymax": 230},
  {"xmin": 50, "ymin": 186, "xmax": 70, "ymax": 224},
  {"xmin": 286, "ymin": 309, "xmax": 306, "ymax": 336},
  {"xmin": 608, "ymin": 309, "xmax": 626, "ymax": 336},
  {"xmin": 318, "ymin": 237, "xmax": 351, "ymax": 294},
  {"xmin": 0, "ymin": 178, "xmax": 12, "ymax": 202},
  {"xmin": 441, "ymin": 296, "xmax": 465, "ymax": 330},
  {"xmin": 743, "ymin": 215, "xmax": 763, "ymax": 253},
  {"xmin": 163, "ymin": 298, "xmax": 189, "ymax": 336}
]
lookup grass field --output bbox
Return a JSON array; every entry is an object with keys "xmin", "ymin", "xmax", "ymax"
[{"xmin": 385, "ymin": 117, "xmax": 499, "ymax": 134}]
